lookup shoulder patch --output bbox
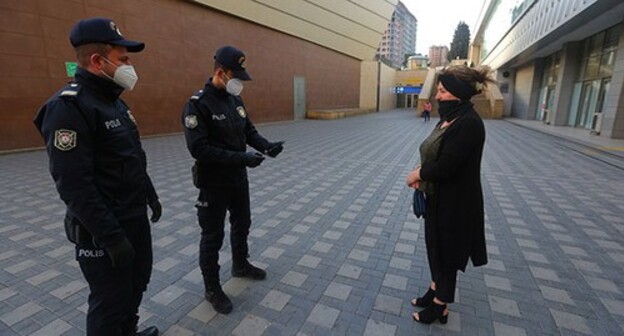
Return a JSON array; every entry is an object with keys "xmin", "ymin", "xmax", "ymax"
[
  {"xmin": 236, "ymin": 106, "xmax": 246, "ymax": 118},
  {"xmin": 185, "ymin": 115, "xmax": 198, "ymax": 129},
  {"xmin": 127, "ymin": 110, "xmax": 137, "ymax": 125},
  {"xmin": 54, "ymin": 129, "xmax": 77, "ymax": 151},
  {"xmin": 60, "ymin": 90, "xmax": 77, "ymax": 97},
  {"xmin": 59, "ymin": 83, "xmax": 80, "ymax": 99},
  {"xmin": 190, "ymin": 89, "xmax": 204, "ymax": 101}
]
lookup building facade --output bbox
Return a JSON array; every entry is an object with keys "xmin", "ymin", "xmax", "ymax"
[
  {"xmin": 473, "ymin": 0, "xmax": 624, "ymax": 139},
  {"xmin": 0, "ymin": 0, "xmax": 397, "ymax": 151},
  {"xmin": 376, "ymin": 1, "xmax": 417, "ymax": 69},
  {"xmin": 429, "ymin": 45, "xmax": 449, "ymax": 68},
  {"xmin": 407, "ymin": 54, "xmax": 429, "ymax": 70}
]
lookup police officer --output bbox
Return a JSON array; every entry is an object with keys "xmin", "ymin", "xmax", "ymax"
[
  {"xmin": 182, "ymin": 46, "xmax": 284, "ymax": 314},
  {"xmin": 34, "ymin": 18, "xmax": 160, "ymax": 336}
]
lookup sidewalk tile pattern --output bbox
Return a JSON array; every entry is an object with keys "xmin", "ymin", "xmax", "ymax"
[{"xmin": 1, "ymin": 110, "xmax": 623, "ymax": 335}]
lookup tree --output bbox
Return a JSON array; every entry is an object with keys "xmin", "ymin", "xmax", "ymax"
[{"xmin": 448, "ymin": 21, "xmax": 471, "ymax": 61}]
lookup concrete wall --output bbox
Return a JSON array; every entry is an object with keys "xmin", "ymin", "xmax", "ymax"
[
  {"xmin": 359, "ymin": 61, "xmax": 378, "ymax": 112},
  {"xmin": 552, "ymin": 42, "xmax": 582, "ymax": 127},
  {"xmin": 359, "ymin": 60, "xmax": 398, "ymax": 112},
  {"xmin": 0, "ymin": 0, "xmax": 363, "ymax": 151},
  {"xmin": 512, "ymin": 64, "xmax": 535, "ymax": 119},
  {"xmin": 192, "ymin": 0, "xmax": 397, "ymax": 61},
  {"xmin": 417, "ymin": 68, "xmax": 437, "ymax": 111},
  {"xmin": 496, "ymin": 69, "xmax": 515, "ymax": 117},
  {"xmin": 378, "ymin": 61, "xmax": 396, "ymax": 111},
  {"xmin": 395, "ymin": 69, "xmax": 427, "ymax": 87}
]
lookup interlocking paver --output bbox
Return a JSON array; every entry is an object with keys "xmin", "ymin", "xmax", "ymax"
[
  {"xmin": 30, "ymin": 319, "xmax": 72, "ymax": 336},
  {"xmin": 306, "ymin": 303, "xmax": 339, "ymax": 329},
  {"xmin": 1, "ymin": 110, "xmax": 624, "ymax": 335},
  {"xmin": 0, "ymin": 302, "xmax": 44, "ymax": 326},
  {"xmin": 231, "ymin": 315, "xmax": 270, "ymax": 336},
  {"xmin": 323, "ymin": 282, "xmax": 352, "ymax": 301}
]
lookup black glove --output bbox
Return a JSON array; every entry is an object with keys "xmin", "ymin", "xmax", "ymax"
[
  {"xmin": 265, "ymin": 141, "xmax": 284, "ymax": 158},
  {"xmin": 105, "ymin": 237, "xmax": 135, "ymax": 269},
  {"xmin": 244, "ymin": 152, "xmax": 265, "ymax": 168},
  {"xmin": 148, "ymin": 199, "xmax": 162, "ymax": 223}
]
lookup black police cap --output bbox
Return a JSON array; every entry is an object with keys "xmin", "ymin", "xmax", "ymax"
[
  {"xmin": 214, "ymin": 46, "xmax": 251, "ymax": 81},
  {"xmin": 69, "ymin": 17, "xmax": 145, "ymax": 52}
]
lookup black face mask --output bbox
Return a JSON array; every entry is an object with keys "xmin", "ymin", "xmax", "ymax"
[{"xmin": 437, "ymin": 100, "xmax": 462, "ymax": 121}]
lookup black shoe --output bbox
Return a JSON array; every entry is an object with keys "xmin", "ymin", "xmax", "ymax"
[
  {"xmin": 412, "ymin": 302, "xmax": 448, "ymax": 324},
  {"xmin": 411, "ymin": 287, "xmax": 435, "ymax": 307},
  {"xmin": 205, "ymin": 285, "xmax": 233, "ymax": 314},
  {"xmin": 136, "ymin": 326, "xmax": 159, "ymax": 336},
  {"xmin": 232, "ymin": 260, "xmax": 266, "ymax": 280}
]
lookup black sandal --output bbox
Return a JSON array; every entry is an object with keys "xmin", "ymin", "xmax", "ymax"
[
  {"xmin": 412, "ymin": 302, "xmax": 448, "ymax": 324},
  {"xmin": 410, "ymin": 287, "xmax": 435, "ymax": 307}
]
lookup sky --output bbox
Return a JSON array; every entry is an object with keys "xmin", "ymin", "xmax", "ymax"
[{"xmin": 402, "ymin": 0, "xmax": 486, "ymax": 55}]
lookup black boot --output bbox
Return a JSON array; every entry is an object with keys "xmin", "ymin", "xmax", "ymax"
[
  {"xmin": 136, "ymin": 326, "xmax": 159, "ymax": 336},
  {"xmin": 412, "ymin": 302, "xmax": 448, "ymax": 324},
  {"xmin": 205, "ymin": 281, "xmax": 233, "ymax": 314},
  {"xmin": 411, "ymin": 287, "xmax": 435, "ymax": 307},
  {"xmin": 232, "ymin": 259, "xmax": 266, "ymax": 280},
  {"xmin": 121, "ymin": 322, "xmax": 159, "ymax": 336}
]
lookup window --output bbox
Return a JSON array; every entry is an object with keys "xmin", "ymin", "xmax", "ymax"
[
  {"xmin": 579, "ymin": 25, "xmax": 620, "ymax": 81},
  {"xmin": 570, "ymin": 24, "xmax": 620, "ymax": 129}
]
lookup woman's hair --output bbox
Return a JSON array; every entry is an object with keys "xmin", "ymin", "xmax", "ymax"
[
  {"xmin": 439, "ymin": 65, "xmax": 497, "ymax": 89},
  {"xmin": 436, "ymin": 65, "xmax": 497, "ymax": 100}
]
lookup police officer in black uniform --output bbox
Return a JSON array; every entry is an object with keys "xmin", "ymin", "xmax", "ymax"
[
  {"xmin": 34, "ymin": 18, "xmax": 160, "ymax": 336},
  {"xmin": 182, "ymin": 46, "xmax": 284, "ymax": 314}
]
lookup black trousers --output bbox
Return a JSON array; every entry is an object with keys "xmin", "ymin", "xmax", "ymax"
[
  {"xmin": 424, "ymin": 196, "xmax": 457, "ymax": 303},
  {"xmin": 196, "ymin": 182, "xmax": 251, "ymax": 282},
  {"xmin": 77, "ymin": 215, "xmax": 152, "ymax": 336}
]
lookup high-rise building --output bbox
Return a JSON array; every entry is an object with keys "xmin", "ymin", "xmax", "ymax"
[
  {"xmin": 377, "ymin": 1, "xmax": 417, "ymax": 68},
  {"xmin": 429, "ymin": 45, "xmax": 449, "ymax": 68}
]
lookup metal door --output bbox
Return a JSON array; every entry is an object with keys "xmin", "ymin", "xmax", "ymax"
[{"xmin": 293, "ymin": 76, "xmax": 306, "ymax": 119}]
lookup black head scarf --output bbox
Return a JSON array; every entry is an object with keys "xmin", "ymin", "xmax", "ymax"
[
  {"xmin": 438, "ymin": 74, "xmax": 478, "ymax": 101},
  {"xmin": 437, "ymin": 74, "xmax": 479, "ymax": 121}
]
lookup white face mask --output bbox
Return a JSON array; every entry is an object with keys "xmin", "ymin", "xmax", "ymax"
[
  {"xmin": 100, "ymin": 56, "xmax": 139, "ymax": 91},
  {"xmin": 223, "ymin": 73, "xmax": 243, "ymax": 96}
]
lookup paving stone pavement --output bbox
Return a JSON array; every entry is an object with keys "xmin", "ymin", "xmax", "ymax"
[{"xmin": 1, "ymin": 109, "xmax": 623, "ymax": 336}]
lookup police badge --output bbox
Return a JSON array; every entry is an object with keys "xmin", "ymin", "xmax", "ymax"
[
  {"xmin": 237, "ymin": 106, "xmax": 246, "ymax": 118},
  {"xmin": 185, "ymin": 115, "xmax": 198, "ymax": 129},
  {"xmin": 54, "ymin": 129, "xmax": 77, "ymax": 151},
  {"xmin": 110, "ymin": 21, "xmax": 123, "ymax": 36}
]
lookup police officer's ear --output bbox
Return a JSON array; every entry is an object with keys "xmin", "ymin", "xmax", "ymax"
[
  {"xmin": 214, "ymin": 67, "xmax": 229, "ymax": 88},
  {"xmin": 89, "ymin": 53, "xmax": 106, "ymax": 71},
  {"xmin": 81, "ymin": 52, "xmax": 104, "ymax": 74}
]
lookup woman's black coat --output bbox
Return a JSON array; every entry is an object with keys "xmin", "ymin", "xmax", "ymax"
[{"xmin": 420, "ymin": 106, "xmax": 487, "ymax": 272}]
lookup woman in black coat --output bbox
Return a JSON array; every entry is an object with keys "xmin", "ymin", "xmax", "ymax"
[{"xmin": 406, "ymin": 65, "xmax": 495, "ymax": 324}]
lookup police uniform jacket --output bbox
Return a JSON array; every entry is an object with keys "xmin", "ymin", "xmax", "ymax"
[
  {"xmin": 182, "ymin": 79, "xmax": 270, "ymax": 187},
  {"xmin": 34, "ymin": 67, "xmax": 158, "ymax": 248}
]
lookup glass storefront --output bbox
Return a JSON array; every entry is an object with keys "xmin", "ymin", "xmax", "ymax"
[
  {"xmin": 536, "ymin": 53, "xmax": 560, "ymax": 123},
  {"xmin": 569, "ymin": 24, "xmax": 620, "ymax": 129}
]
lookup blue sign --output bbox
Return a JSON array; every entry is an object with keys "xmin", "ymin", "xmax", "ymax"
[{"xmin": 394, "ymin": 86, "xmax": 422, "ymax": 94}]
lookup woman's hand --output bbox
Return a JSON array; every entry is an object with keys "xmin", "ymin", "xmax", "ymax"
[
  {"xmin": 408, "ymin": 180, "xmax": 420, "ymax": 189},
  {"xmin": 406, "ymin": 166, "xmax": 422, "ymax": 189}
]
